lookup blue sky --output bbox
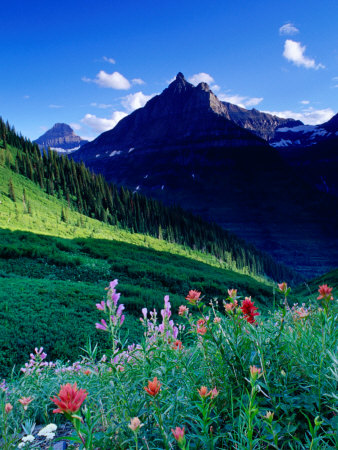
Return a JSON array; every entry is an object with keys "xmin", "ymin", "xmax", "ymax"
[{"xmin": 1, "ymin": 0, "xmax": 337, "ymax": 140}]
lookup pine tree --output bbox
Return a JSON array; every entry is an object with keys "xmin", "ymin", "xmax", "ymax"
[{"xmin": 8, "ymin": 178, "xmax": 16, "ymax": 202}]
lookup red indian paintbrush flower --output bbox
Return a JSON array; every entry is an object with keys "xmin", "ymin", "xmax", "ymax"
[
  {"xmin": 185, "ymin": 290, "xmax": 201, "ymax": 305},
  {"xmin": 144, "ymin": 377, "xmax": 161, "ymax": 397},
  {"xmin": 18, "ymin": 396, "xmax": 34, "ymax": 410},
  {"xmin": 171, "ymin": 426, "xmax": 185, "ymax": 444},
  {"xmin": 198, "ymin": 386, "xmax": 210, "ymax": 398},
  {"xmin": 317, "ymin": 284, "xmax": 333, "ymax": 300},
  {"xmin": 51, "ymin": 383, "xmax": 88, "ymax": 415},
  {"xmin": 241, "ymin": 297, "xmax": 259, "ymax": 324},
  {"xmin": 277, "ymin": 282, "xmax": 288, "ymax": 294}
]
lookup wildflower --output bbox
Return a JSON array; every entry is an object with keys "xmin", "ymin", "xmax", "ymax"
[
  {"xmin": 264, "ymin": 411, "xmax": 274, "ymax": 422},
  {"xmin": 224, "ymin": 300, "xmax": 238, "ymax": 312},
  {"xmin": 171, "ymin": 426, "xmax": 185, "ymax": 445},
  {"xmin": 128, "ymin": 417, "xmax": 143, "ymax": 432},
  {"xmin": 22, "ymin": 435, "xmax": 35, "ymax": 443},
  {"xmin": 5, "ymin": 403, "xmax": 13, "ymax": 414},
  {"xmin": 294, "ymin": 307, "xmax": 310, "ymax": 320},
  {"xmin": 197, "ymin": 326, "xmax": 206, "ymax": 335},
  {"xmin": 185, "ymin": 290, "xmax": 201, "ymax": 305},
  {"xmin": 198, "ymin": 386, "xmax": 210, "ymax": 398},
  {"xmin": 83, "ymin": 369, "xmax": 91, "ymax": 375},
  {"xmin": 38, "ymin": 424, "xmax": 57, "ymax": 436},
  {"xmin": 228, "ymin": 289, "xmax": 237, "ymax": 299},
  {"xmin": 241, "ymin": 297, "xmax": 259, "ymax": 324},
  {"xmin": 142, "ymin": 308, "xmax": 148, "ymax": 319},
  {"xmin": 213, "ymin": 316, "xmax": 221, "ymax": 324},
  {"xmin": 317, "ymin": 284, "xmax": 333, "ymax": 300},
  {"xmin": 210, "ymin": 387, "xmax": 219, "ymax": 399},
  {"xmin": 95, "ymin": 319, "xmax": 108, "ymax": 331},
  {"xmin": 178, "ymin": 305, "xmax": 189, "ymax": 316},
  {"xmin": 0, "ymin": 380, "xmax": 7, "ymax": 392},
  {"xmin": 172, "ymin": 340, "xmax": 183, "ymax": 350},
  {"xmin": 51, "ymin": 383, "xmax": 88, "ymax": 415},
  {"xmin": 96, "ymin": 301, "xmax": 105, "ymax": 311},
  {"xmin": 18, "ymin": 396, "xmax": 34, "ymax": 410},
  {"xmin": 277, "ymin": 282, "xmax": 288, "ymax": 294},
  {"xmin": 249, "ymin": 365, "xmax": 262, "ymax": 381},
  {"xmin": 144, "ymin": 377, "xmax": 161, "ymax": 397}
]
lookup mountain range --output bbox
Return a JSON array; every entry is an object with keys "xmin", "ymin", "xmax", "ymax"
[
  {"xmin": 69, "ymin": 73, "xmax": 338, "ymax": 278},
  {"xmin": 34, "ymin": 123, "xmax": 88, "ymax": 153}
]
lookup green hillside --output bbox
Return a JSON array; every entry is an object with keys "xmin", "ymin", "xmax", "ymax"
[{"xmin": 0, "ymin": 163, "xmax": 280, "ymax": 376}]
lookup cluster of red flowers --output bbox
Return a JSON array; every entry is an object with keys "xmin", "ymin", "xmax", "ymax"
[
  {"xmin": 317, "ymin": 284, "xmax": 333, "ymax": 301},
  {"xmin": 144, "ymin": 377, "xmax": 161, "ymax": 397},
  {"xmin": 51, "ymin": 383, "xmax": 88, "ymax": 415},
  {"xmin": 196, "ymin": 318, "xmax": 207, "ymax": 335},
  {"xmin": 240, "ymin": 297, "xmax": 259, "ymax": 324}
]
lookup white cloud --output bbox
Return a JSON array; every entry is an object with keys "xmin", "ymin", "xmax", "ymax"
[
  {"xmin": 83, "ymin": 71, "xmax": 131, "ymax": 89},
  {"xmin": 283, "ymin": 40, "xmax": 325, "ymax": 69},
  {"xmin": 218, "ymin": 93, "xmax": 263, "ymax": 109},
  {"xmin": 90, "ymin": 102, "xmax": 113, "ymax": 109},
  {"xmin": 188, "ymin": 72, "xmax": 215, "ymax": 86},
  {"xmin": 132, "ymin": 78, "xmax": 145, "ymax": 85},
  {"xmin": 211, "ymin": 84, "xmax": 220, "ymax": 92},
  {"xmin": 23, "ymin": 95, "xmax": 30, "ymax": 99},
  {"xmin": 49, "ymin": 104, "xmax": 63, "ymax": 108},
  {"xmin": 300, "ymin": 100, "xmax": 310, "ymax": 105},
  {"xmin": 81, "ymin": 111, "xmax": 128, "ymax": 133},
  {"xmin": 279, "ymin": 23, "xmax": 299, "ymax": 35},
  {"xmin": 103, "ymin": 56, "xmax": 116, "ymax": 64},
  {"xmin": 263, "ymin": 107, "xmax": 335, "ymax": 125},
  {"xmin": 121, "ymin": 91, "xmax": 155, "ymax": 112},
  {"xmin": 332, "ymin": 76, "xmax": 338, "ymax": 81},
  {"xmin": 70, "ymin": 122, "xmax": 81, "ymax": 131}
]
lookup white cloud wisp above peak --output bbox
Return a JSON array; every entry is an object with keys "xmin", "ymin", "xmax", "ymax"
[
  {"xmin": 83, "ymin": 71, "xmax": 132, "ymax": 90},
  {"xmin": 283, "ymin": 40, "xmax": 325, "ymax": 70}
]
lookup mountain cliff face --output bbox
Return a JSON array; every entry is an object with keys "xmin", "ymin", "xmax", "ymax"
[
  {"xmin": 34, "ymin": 123, "xmax": 88, "ymax": 153},
  {"xmin": 220, "ymin": 102, "xmax": 303, "ymax": 140},
  {"xmin": 271, "ymin": 113, "xmax": 338, "ymax": 196},
  {"xmin": 71, "ymin": 73, "xmax": 338, "ymax": 278}
]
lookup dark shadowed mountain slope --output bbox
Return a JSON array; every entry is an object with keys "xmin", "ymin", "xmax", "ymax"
[
  {"xmin": 271, "ymin": 113, "xmax": 338, "ymax": 196},
  {"xmin": 72, "ymin": 74, "xmax": 338, "ymax": 278},
  {"xmin": 34, "ymin": 123, "xmax": 88, "ymax": 153}
]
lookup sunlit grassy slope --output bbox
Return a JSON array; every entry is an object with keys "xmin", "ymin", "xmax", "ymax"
[{"xmin": 0, "ymin": 164, "xmax": 280, "ymax": 375}]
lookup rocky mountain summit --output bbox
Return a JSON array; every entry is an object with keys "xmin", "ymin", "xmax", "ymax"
[
  {"xmin": 71, "ymin": 73, "xmax": 338, "ymax": 277},
  {"xmin": 220, "ymin": 102, "xmax": 302, "ymax": 140},
  {"xmin": 34, "ymin": 123, "xmax": 88, "ymax": 153}
]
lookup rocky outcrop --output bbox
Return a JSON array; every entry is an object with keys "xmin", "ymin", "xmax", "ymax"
[
  {"xmin": 34, "ymin": 123, "xmax": 88, "ymax": 153},
  {"xmin": 220, "ymin": 103, "xmax": 303, "ymax": 140}
]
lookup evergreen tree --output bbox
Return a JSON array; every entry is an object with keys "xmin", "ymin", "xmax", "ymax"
[{"xmin": 8, "ymin": 178, "xmax": 16, "ymax": 202}]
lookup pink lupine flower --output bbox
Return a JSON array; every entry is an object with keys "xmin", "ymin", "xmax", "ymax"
[
  {"xmin": 109, "ymin": 279, "xmax": 118, "ymax": 290},
  {"xmin": 120, "ymin": 315, "xmax": 125, "ymax": 326},
  {"xmin": 142, "ymin": 308, "xmax": 148, "ymax": 319},
  {"xmin": 95, "ymin": 319, "xmax": 108, "ymax": 331},
  {"xmin": 96, "ymin": 301, "xmax": 105, "ymax": 311}
]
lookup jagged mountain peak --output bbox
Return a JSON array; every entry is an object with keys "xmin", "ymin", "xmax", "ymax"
[{"xmin": 34, "ymin": 123, "xmax": 88, "ymax": 153}]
